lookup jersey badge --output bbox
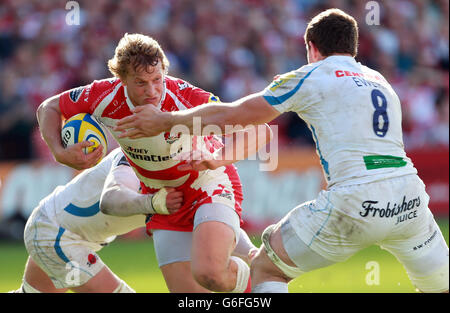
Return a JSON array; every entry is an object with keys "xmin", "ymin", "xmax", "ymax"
[
  {"xmin": 269, "ymin": 73, "xmax": 296, "ymax": 92},
  {"xmin": 164, "ymin": 132, "xmax": 182, "ymax": 144},
  {"xmin": 208, "ymin": 94, "xmax": 220, "ymax": 103},
  {"xmin": 178, "ymin": 81, "xmax": 191, "ymax": 90}
]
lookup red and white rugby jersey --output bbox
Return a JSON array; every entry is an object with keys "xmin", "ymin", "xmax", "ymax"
[{"xmin": 59, "ymin": 76, "xmax": 224, "ymax": 191}]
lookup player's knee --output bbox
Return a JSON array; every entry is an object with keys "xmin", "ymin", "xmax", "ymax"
[
  {"xmin": 191, "ymin": 254, "xmax": 234, "ymax": 291},
  {"xmin": 192, "ymin": 267, "xmax": 228, "ymax": 292},
  {"xmin": 192, "ymin": 257, "xmax": 234, "ymax": 291},
  {"xmin": 410, "ymin": 262, "xmax": 449, "ymax": 293}
]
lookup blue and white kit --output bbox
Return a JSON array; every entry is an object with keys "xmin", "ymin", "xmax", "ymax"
[
  {"xmin": 261, "ymin": 56, "xmax": 449, "ymax": 292},
  {"xmin": 23, "ymin": 149, "xmax": 145, "ymax": 289}
]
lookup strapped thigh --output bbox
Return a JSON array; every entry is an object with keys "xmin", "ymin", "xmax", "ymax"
[
  {"xmin": 193, "ymin": 203, "xmax": 241, "ymax": 244},
  {"xmin": 261, "ymin": 224, "xmax": 305, "ymax": 279}
]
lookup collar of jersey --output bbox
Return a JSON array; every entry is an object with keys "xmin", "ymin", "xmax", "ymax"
[
  {"xmin": 324, "ymin": 55, "xmax": 356, "ymax": 63},
  {"xmin": 123, "ymin": 80, "xmax": 167, "ymax": 111}
]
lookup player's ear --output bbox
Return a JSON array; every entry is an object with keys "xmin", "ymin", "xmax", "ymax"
[
  {"xmin": 306, "ymin": 41, "xmax": 313, "ymax": 63},
  {"xmin": 307, "ymin": 41, "xmax": 323, "ymax": 63}
]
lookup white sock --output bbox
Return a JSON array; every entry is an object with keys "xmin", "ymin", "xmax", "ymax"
[
  {"xmin": 22, "ymin": 281, "xmax": 41, "ymax": 293},
  {"xmin": 233, "ymin": 229, "xmax": 257, "ymax": 263},
  {"xmin": 252, "ymin": 281, "xmax": 288, "ymax": 293},
  {"xmin": 230, "ymin": 256, "xmax": 250, "ymax": 293},
  {"xmin": 112, "ymin": 279, "xmax": 136, "ymax": 293}
]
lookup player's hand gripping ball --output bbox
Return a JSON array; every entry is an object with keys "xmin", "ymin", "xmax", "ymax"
[{"xmin": 61, "ymin": 113, "xmax": 108, "ymax": 161}]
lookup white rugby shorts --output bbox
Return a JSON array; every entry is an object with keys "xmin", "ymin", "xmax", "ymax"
[
  {"xmin": 279, "ymin": 174, "xmax": 449, "ymax": 291},
  {"xmin": 24, "ymin": 205, "xmax": 105, "ymax": 289}
]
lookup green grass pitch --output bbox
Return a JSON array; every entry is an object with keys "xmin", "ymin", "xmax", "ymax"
[{"xmin": 0, "ymin": 219, "xmax": 448, "ymax": 293}]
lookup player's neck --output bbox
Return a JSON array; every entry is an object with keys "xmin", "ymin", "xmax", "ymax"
[
  {"xmin": 326, "ymin": 53, "xmax": 353, "ymax": 59},
  {"xmin": 310, "ymin": 53, "xmax": 353, "ymax": 63}
]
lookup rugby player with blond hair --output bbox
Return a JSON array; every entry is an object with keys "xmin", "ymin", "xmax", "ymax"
[{"xmin": 37, "ymin": 33, "xmax": 267, "ymax": 292}]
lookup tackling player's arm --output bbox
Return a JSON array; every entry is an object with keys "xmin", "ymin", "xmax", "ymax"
[
  {"xmin": 174, "ymin": 93, "xmax": 280, "ymax": 131},
  {"xmin": 100, "ymin": 159, "xmax": 183, "ymax": 216},
  {"xmin": 177, "ymin": 123, "xmax": 273, "ymax": 172},
  {"xmin": 115, "ymin": 93, "xmax": 280, "ymax": 138},
  {"xmin": 36, "ymin": 94, "xmax": 103, "ymax": 170}
]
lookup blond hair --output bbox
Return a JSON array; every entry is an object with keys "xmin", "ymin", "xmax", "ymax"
[{"xmin": 108, "ymin": 33, "xmax": 170, "ymax": 80}]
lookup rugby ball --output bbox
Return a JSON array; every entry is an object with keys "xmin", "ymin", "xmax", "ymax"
[{"xmin": 61, "ymin": 113, "xmax": 108, "ymax": 158}]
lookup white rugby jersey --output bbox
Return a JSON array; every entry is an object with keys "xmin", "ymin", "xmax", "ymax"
[
  {"xmin": 262, "ymin": 55, "xmax": 417, "ymax": 187},
  {"xmin": 59, "ymin": 76, "xmax": 223, "ymax": 193},
  {"xmin": 39, "ymin": 148, "xmax": 145, "ymax": 244}
]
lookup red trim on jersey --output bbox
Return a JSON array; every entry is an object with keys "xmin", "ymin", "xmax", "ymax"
[
  {"xmin": 139, "ymin": 169, "xmax": 200, "ymax": 194},
  {"xmin": 123, "ymin": 153, "xmax": 196, "ymax": 181},
  {"xmin": 160, "ymin": 93, "xmax": 178, "ymax": 112},
  {"xmin": 244, "ymin": 276, "xmax": 252, "ymax": 293},
  {"xmin": 145, "ymin": 164, "xmax": 243, "ymax": 233},
  {"xmin": 100, "ymin": 87, "xmax": 133, "ymax": 119},
  {"xmin": 224, "ymin": 164, "xmax": 244, "ymax": 215}
]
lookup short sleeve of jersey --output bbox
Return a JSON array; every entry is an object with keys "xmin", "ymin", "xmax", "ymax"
[
  {"xmin": 262, "ymin": 63, "xmax": 322, "ymax": 114},
  {"xmin": 166, "ymin": 76, "xmax": 220, "ymax": 109},
  {"xmin": 184, "ymin": 86, "xmax": 220, "ymax": 108},
  {"xmin": 59, "ymin": 78, "xmax": 120, "ymax": 119}
]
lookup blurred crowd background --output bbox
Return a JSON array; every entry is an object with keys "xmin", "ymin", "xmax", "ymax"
[{"xmin": 0, "ymin": 0, "xmax": 448, "ymax": 161}]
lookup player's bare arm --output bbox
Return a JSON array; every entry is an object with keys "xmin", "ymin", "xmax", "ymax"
[
  {"xmin": 114, "ymin": 93, "xmax": 280, "ymax": 138},
  {"xmin": 177, "ymin": 123, "xmax": 273, "ymax": 172},
  {"xmin": 100, "ymin": 165, "xmax": 183, "ymax": 216},
  {"xmin": 36, "ymin": 95, "xmax": 103, "ymax": 170}
]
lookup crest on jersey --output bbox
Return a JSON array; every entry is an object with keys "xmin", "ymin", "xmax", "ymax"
[
  {"xmin": 69, "ymin": 87, "xmax": 85, "ymax": 102},
  {"xmin": 218, "ymin": 191, "xmax": 233, "ymax": 200},
  {"xmin": 208, "ymin": 94, "xmax": 220, "ymax": 103},
  {"xmin": 164, "ymin": 132, "xmax": 181, "ymax": 144},
  {"xmin": 214, "ymin": 184, "xmax": 233, "ymax": 200},
  {"xmin": 178, "ymin": 81, "xmax": 192, "ymax": 90}
]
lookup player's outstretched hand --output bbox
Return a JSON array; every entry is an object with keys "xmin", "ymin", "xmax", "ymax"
[
  {"xmin": 114, "ymin": 105, "xmax": 170, "ymax": 138},
  {"xmin": 55, "ymin": 141, "xmax": 103, "ymax": 170},
  {"xmin": 164, "ymin": 187, "xmax": 184, "ymax": 214},
  {"xmin": 175, "ymin": 150, "xmax": 221, "ymax": 172}
]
